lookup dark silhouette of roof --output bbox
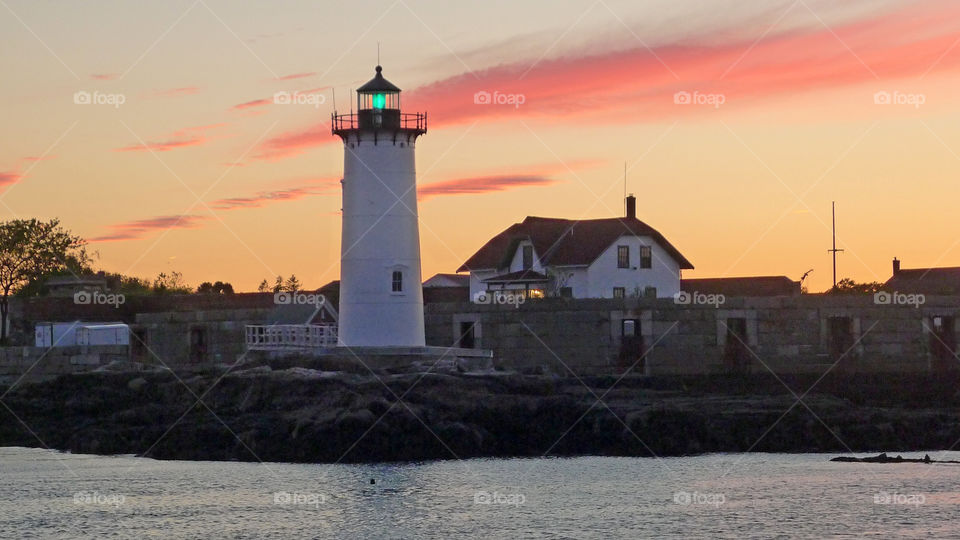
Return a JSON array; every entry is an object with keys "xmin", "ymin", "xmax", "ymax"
[
  {"xmin": 681, "ymin": 276, "xmax": 800, "ymax": 297},
  {"xmin": 357, "ymin": 65, "xmax": 401, "ymax": 93},
  {"xmin": 458, "ymin": 216, "xmax": 693, "ymax": 272},
  {"xmin": 482, "ymin": 269, "xmax": 550, "ymax": 283},
  {"xmin": 423, "ymin": 273, "xmax": 470, "ymax": 288},
  {"xmin": 885, "ymin": 266, "xmax": 960, "ymax": 295}
]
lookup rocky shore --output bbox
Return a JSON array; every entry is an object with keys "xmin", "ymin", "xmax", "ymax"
[{"xmin": 2, "ymin": 365, "xmax": 959, "ymax": 463}]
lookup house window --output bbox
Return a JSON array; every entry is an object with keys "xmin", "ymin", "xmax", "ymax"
[
  {"xmin": 392, "ymin": 270, "xmax": 403, "ymax": 292},
  {"xmin": 639, "ymin": 246, "xmax": 652, "ymax": 269},
  {"xmin": 617, "ymin": 245, "xmax": 630, "ymax": 268},
  {"xmin": 643, "ymin": 286, "xmax": 657, "ymax": 298},
  {"xmin": 613, "ymin": 287, "xmax": 626, "ymax": 299},
  {"xmin": 522, "ymin": 245, "xmax": 533, "ymax": 269},
  {"xmin": 559, "ymin": 287, "xmax": 573, "ymax": 298}
]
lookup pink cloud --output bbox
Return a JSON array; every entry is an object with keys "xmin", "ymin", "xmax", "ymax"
[
  {"xmin": 90, "ymin": 177, "xmax": 340, "ymax": 242},
  {"xmin": 22, "ymin": 155, "xmax": 56, "ymax": 163},
  {"xmin": 254, "ymin": 124, "xmax": 331, "ymax": 160},
  {"xmin": 90, "ymin": 214, "xmax": 208, "ymax": 242},
  {"xmin": 253, "ymin": 0, "xmax": 960, "ymax": 162},
  {"xmin": 418, "ymin": 174, "xmax": 557, "ymax": 200},
  {"xmin": 232, "ymin": 86, "xmax": 331, "ymax": 113},
  {"xmin": 209, "ymin": 177, "xmax": 339, "ymax": 210},
  {"xmin": 275, "ymin": 72, "xmax": 316, "ymax": 81},
  {"xmin": 232, "ymin": 97, "xmax": 272, "ymax": 110},
  {"xmin": 403, "ymin": 3, "xmax": 960, "ymax": 126},
  {"xmin": 90, "ymin": 73, "xmax": 118, "ymax": 81},
  {"xmin": 0, "ymin": 172, "xmax": 22, "ymax": 186},
  {"xmin": 113, "ymin": 123, "xmax": 228, "ymax": 153}
]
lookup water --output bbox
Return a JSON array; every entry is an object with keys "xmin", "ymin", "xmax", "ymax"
[{"xmin": 1, "ymin": 447, "xmax": 959, "ymax": 539}]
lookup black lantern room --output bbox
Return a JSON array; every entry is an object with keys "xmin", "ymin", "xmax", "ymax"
[{"xmin": 332, "ymin": 65, "xmax": 426, "ymax": 140}]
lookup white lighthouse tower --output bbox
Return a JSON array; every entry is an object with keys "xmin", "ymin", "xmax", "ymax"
[{"xmin": 332, "ymin": 66, "xmax": 428, "ymax": 347}]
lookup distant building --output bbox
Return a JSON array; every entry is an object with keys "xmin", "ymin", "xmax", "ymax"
[
  {"xmin": 458, "ymin": 195, "xmax": 693, "ymax": 300},
  {"xmin": 422, "ymin": 273, "xmax": 470, "ymax": 303},
  {"xmin": 884, "ymin": 257, "xmax": 960, "ymax": 295},
  {"xmin": 44, "ymin": 275, "xmax": 107, "ymax": 298},
  {"xmin": 681, "ymin": 276, "xmax": 801, "ymax": 297},
  {"xmin": 423, "ymin": 273, "xmax": 469, "ymax": 288}
]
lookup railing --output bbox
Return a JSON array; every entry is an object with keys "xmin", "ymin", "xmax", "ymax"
[
  {"xmin": 331, "ymin": 112, "xmax": 427, "ymax": 133},
  {"xmin": 245, "ymin": 324, "xmax": 338, "ymax": 351}
]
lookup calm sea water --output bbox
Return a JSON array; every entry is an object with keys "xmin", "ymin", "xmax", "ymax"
[{"xmin": 1, "ymin": 447, "xmax": 959, "ymax": 539}]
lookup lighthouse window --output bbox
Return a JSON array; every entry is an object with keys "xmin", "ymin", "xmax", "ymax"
[
  {"xmin": 392, "ymin": 271, "xmax": 403, "ymax": 292},
  {"xmin": 372, "ymin": 93, "xmax": 386, "ymax": 109}
]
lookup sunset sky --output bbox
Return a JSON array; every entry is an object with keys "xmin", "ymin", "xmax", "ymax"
[{"xmin": 3, "ymin": 0, "xmax": 960, "ymax": 293}]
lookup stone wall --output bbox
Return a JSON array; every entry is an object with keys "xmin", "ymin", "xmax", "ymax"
[
  {"xmin": 425, "ymin": 295, "xmax": 960, "ymax": 375},
  {"xmin": 0, "ymin": 345, "xmax": 130, "ymax": 385},
  {"xmin": 5, "ymin": 293, "xmax": 959, "ymax": 380},
  {"xmin": 133, "ymin": 308, "xmax": 273, "ymax": 366}
]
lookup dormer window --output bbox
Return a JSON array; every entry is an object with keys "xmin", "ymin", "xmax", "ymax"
[{"xmin": 522, "ymin": 245, "xmax": 533, "ymax": 269}]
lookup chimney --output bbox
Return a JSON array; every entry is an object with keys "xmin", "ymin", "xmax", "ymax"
[
  {"xmin": 625, "ymin": 194, "xmax": 636, "ymax": 219},
  {"xmin": 892, "ymin": 257, "xmax": 900, "ymax": 276}
]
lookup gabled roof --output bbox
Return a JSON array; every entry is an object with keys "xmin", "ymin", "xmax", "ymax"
[
  {"xmin": 458, "ymin": 216, "xmax": 693, "ymax": 272},
  {"xmin": 885, "ymin": 266, "xmax": 960, "ymax": 295},
  {"xmin": 681, "ymin": 276, "xmax": 800, "ymax": 297}
]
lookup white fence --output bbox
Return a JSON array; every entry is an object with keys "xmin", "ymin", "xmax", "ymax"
[{"xmin": 245, "ymin": 324, "xmax": 338, "ymax": 351}]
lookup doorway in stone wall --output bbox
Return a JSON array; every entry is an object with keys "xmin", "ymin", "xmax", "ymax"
[
  {"xmin": 828, "ymin": 316, "xmax": 855, "ymax": 363},
  {"xmin": 724, "ymin": 318, "xmax": 750, "ymax": 373},
  {"xmin": 930, "ymin": 316, "xmax": 957, "ymax": 371},
  {"xmin": 618, "ymin": 318, "xmax": 644, "ymax": 373},
  {"xmin": 189, "ymin": 327, "xmax": 207, "ymax": 363},
  {"xmin": 458, "ymin": 321, "xmax": 476, "ymax": 349}
]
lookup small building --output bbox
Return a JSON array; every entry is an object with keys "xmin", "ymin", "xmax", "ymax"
[
  {"xmin": 458, "ymin": 195, "xmax": 693, "ymax": 300},
  {"xmin": 884, "ymin": 257, "xmax": 960, "ymax": 295},
  {"xmin": 423, "ymin": 273, "xmax": 470, "ymax": 303},
  {"xmin": 43, "ymin": 276, "xmax": 108, "ymax": 298},
  {"xmin": 681, "ymin": 276, "xmax": 801, "ymax": 297},
  {"xmin": 35, "ymin": 321, "xmax": 129, "ymax": 347}
]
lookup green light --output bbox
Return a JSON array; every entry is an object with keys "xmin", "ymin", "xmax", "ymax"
[{"xmin": 372, "ymin": 93, "xmax": 386, "ymax": 109}]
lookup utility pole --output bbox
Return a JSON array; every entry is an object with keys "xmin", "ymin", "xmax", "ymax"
[{"xmin": 828, "ymin": 201, "xmax": 844, "ymax": 289}]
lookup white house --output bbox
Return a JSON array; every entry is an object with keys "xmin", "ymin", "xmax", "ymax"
[{"xmin": 458, "ymin": 196, "xmax": 693, "ymax": 300}]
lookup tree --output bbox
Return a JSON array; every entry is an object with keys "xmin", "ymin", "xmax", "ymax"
[
  {"xmin": 197, "ymin": 281, "xmax": 214, "ymax": 294},
  {"xmin": 153, "ymin": 271, "xmax": 190, "ymax": 294},
  {"xmin": 272, "ymin": 275, "xmax": 284, "ymax": 293},
  {"xmin": 283, "ymin": 274, "xmax": 302, "ymax": 292},
  {"xmin": 257, "ymin": 279, "xmax": 270, "ymax": 293},
  {"xmin": 197, "ymin": 281, "xmax": 234, "ymax": 294},
  {"xmin": 213, "ymin": 281, "xmax": 234, "ymax": 294},
  {"xmin": 0, "ymin": 219, "xmax": 88, "ymax": 343},
  {"xmin": 829, "ymin": 278, "xmax": 884, "ymax": 294}
]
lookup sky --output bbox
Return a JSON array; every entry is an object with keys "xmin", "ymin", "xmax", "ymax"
[{"xmin": 2, "ymin": 0, "xmax": 960, "ymax": 293}]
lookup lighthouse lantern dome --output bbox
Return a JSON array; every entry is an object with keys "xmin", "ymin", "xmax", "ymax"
[{"xmin": 357, "ymin": 65, "xmax": 401, "ymax": 111}]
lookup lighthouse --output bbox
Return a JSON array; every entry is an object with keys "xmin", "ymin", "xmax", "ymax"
[{"xmin": 332, "ymin": 66, "xmax": 428, "ymax": 347}]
